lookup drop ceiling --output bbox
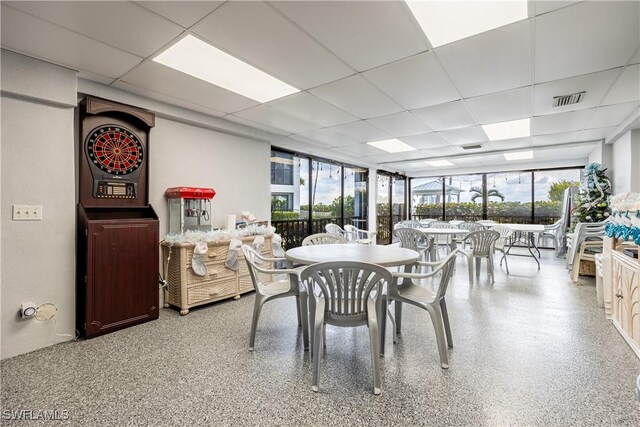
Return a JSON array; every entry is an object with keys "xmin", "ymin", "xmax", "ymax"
[{"xmin": 1, "ymin": 1, "xmax": 639, "ymax": 176}]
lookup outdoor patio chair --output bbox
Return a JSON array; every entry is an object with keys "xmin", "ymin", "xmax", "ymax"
[
  {"xmin": 301, "ymin": 261, "xmax": 392, "ymax": 395},
  {"xmin": 461, "ymin": 230, "xmax": 500, "ymax": 285},
  {"xmin": 302, "ymin": 233, "xmax": 348, "ymax": 246},
  {"xmin": 241, "ymin": 245, "xmax": 309, "ymax": 352},
  {"xmin": 386, "ymin": 251, "xmax": 458, "ymax": 369}
]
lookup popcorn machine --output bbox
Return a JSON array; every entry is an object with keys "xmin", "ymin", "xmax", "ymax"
[{"xmin": 164, "ymin": 187, "xmax": 216, "ymax": 233}]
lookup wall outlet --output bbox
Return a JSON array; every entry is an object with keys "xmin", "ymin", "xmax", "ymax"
[
  {"xmin": 20, "ymin": 302, "xmax": 37, "ymax": 318},
  {"xmin": 12, "ymin": 205, "xmax": 43, "ymax": 221}
]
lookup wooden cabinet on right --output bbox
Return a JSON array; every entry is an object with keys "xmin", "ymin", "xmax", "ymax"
[{"xmin": 610, "ymin": 250, "xmax": 640, "ymax": 359}]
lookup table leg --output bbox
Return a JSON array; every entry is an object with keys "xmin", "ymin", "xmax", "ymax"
[
  {"xmin": 288, "ymin": 260, "xmax": 311, "ymax": 351},
  {"xmin": 526, "ymin": 232, "xmax": 541, "ymax": 270}
]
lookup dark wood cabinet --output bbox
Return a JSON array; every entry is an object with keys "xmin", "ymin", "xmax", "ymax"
[{"xmin": 77, "ymin": 206, "xmax": 159, "ymax": 338}]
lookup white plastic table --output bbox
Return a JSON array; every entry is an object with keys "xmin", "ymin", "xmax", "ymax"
[
  {"xmin": 286, "ymin": 244, "xmax": 420, "ymax": 267},
  {"xmin": 489, "ymin": 223, "xmax": 545, "ymax": 269}
]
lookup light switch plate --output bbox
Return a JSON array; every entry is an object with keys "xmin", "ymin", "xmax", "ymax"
[{"xmin": 12, "ymin": 205, "xmax": 43, "ymax": 221}]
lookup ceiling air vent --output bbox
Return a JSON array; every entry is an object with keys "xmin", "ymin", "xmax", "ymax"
[
  {"xmin": 552, "ymin": 91, "xmax": 585, "ymax": 107},
  {"xmin": 461, "ymin": 144, "xmax": 483, "ymax": 150}
]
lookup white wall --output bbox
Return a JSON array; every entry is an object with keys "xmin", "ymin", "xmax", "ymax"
[
  {"xmin": 1, "ymin": 51, "xmax": 271, "ymax": 359},
  {"xmin": 149, "ymin": 118, "xmax": 270, "ymax": 236},
  {"xmin": 1, "ymin": 51, "xmax": 77, "ymax": 359},
  {"xmin": 611, "ymin": 129, "xmax": 640, "ymax": 194}
]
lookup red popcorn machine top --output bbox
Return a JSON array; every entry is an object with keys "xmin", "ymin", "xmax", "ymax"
[{"xmin": 164, "ymin": 187, "xmax": 216, "ymax": 234}]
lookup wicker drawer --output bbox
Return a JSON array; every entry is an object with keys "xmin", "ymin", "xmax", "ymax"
[
  {"xmin": 186, "ymin": 261, "xmax": 235, "ymax": 286},
  {"xmin": 187, "ymin": 278, "xmax": 237, "ymax": 305},
  {"xmin": 186, "ymin": 244, "xmax": 228, "ymax": 264}
]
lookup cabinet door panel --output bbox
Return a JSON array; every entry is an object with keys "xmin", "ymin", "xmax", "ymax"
[{"xmin": 87, "ymin": 221, "xmax": 158, "ymax": 335}]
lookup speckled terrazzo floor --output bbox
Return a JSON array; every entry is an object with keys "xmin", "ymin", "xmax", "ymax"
[{"xmin": 2, "ymin": 250, "xmax": 639, "ymax": 426}]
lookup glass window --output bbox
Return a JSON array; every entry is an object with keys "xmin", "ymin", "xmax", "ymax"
[
  {"xmin": 533, "ymin": 169, "xmax": 581, "ymax": 224},
  {"xmin": 271, "ymin": 193, "xmax": 293, "ymax": 211},
  {"xmin": 392, "ymin": 176, "xmax": 406, "ymax": 227},
  {"xmin": 487, "ymin": 172, "xmax": 533, "ymax": 223},
  {"xmin": 310, "ymin": 160, "xmax": 342, "ymax": 233},
  {"xmin": 344, "ymin": 166, "xmax": 369, "ymax": 229},
  {"xmin": 443, "ymin": 174, "xmax": 483, "ymax": 221},
  {"xmin": 376, "ymin": 174, "xmax": 391, "ymax": 245},
  {"xmin": 411, "ymin": 177, "xmax": 443, "ymax": 220},
  {"xmin": 270, "ymin": 151, "xmax": 294, "ymax": 185}
]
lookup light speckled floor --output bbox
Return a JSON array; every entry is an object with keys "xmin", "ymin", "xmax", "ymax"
[{"xmin": 2, "ymin": 250, "xmax": 639, "ymax": 426}]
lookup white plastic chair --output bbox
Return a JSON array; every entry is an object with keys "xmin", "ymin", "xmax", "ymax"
[
  {"xmin": 386, "ymin": 251, "xmax": 458, "ymax": 369},
  {"xmin": 492, "ymin": 225, "xmax": 514, "ymax": 274},
  {"xmin": 302, "ymin": 233, "xmax": 348, "ymax": 246},
  {"xmin": 392, "ymin": 227, "xmax": 432, "ymax": 262},
  {"xmin": 325, "ymin": 223, "xmax": 348, "ymax": 239},
  {"xmin": 537, "ymin": 219, "xmax": 563, "ymax": 248},
  {"xmin": 343, "ymin": 224, "xmax": 376, "ymax": 244},
  {"xmin": 301, "ymin": 261, "xmax": 392, "ymax": 395},
  {"xmin": 462, "ymin": 230, "xmax": 500, "ymax": 284},
  {"xmin": 241, "ymin": 245, "xmax": 309, "ymax": 351}
]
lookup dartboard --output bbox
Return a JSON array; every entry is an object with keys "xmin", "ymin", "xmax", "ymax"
[{"xmin": 85, "ymin": 125, "xmax": 144, "ymax": 176}]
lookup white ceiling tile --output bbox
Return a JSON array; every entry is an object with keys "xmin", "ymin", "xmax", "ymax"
[
  {"xmin": 266, "ymin": 92, "xmax": 357, "ymax": 127},
  {"xmin": 310, "ymin": 75, "xmax": 404, "ymax": 119},
  {"xmin": 577, "ymin": 127, "xmax": 616, "ymax": 142},
  {"xmin": 0, "ymin": 5, "xmax": 143, "ymax": 78},
  {"xmin": 272, "ymin": 0, "xmax": 429, "ymax": 71},
  {"xmin": 119, "ymin": 61, "xmax": 258, "ymax": 113},
  {"xmin": 466, "ymin": 87, "xmax": 532, "ymax": 125},
  {"xmin": 535, "ymin": 1, "xmax": 639, "ymax": 83},
  {"xmin": 435, "ymin": 20, "xmax": 532, "ymax": 97},
  {"xmin": 585, "ymin": 102, "xmax": 639, "ymax": 129},
  {"xmin": 134, "ymin": 1, "xmax": 224, "ymax": 28},
  {"xmin": 369, "ymin": 148, "xmax": 458, "ymax": 164},
  {"xmin": 233, "ymin": 105, "xmax": 320, "ymax": 134},
  {"xmin": 412, "ymin": 100, "xmax": 477, "ymax": 131},
  {"xmin": 534, "ymin": 1, "xmax": 582, "ymax": 16},
  {"xmin": 332, "ymin": 143, "xmax": 387, "ymax": 157},
  {"xmin": 6, "ymin": 1, "xmax": 183, "ymax": 57},
  {"xmin": 532, "ymin": 131, "xmax": 579, "ymax": 146},
  {"xmin": 534, "ymin": 68, "xmax": 622, "ymax": 115},
  {"xmin": 365, "ymin": 112, "xmax": 431, "ymax": 137},
  {"xmin": 602, "ymin": 64, "xmax": 640, "ymax": 106},
  {"xmin": 437, "ymin": 126, "xmax": 488, "ymax": 145},
  {"xmin": 112, "ymin": 81, "xmax": 227, "ymax": 118},
  {"xmin": 362, "ymin": 51, "xmax": 459, "ymax": 110},
  {"xmin": 631, "ymin": 48, "xmax": 640, "ymax": 65},
  {"xmin": 531, "ymin": 109, "xmax": 594, "ymax": 135},
  {"xmin": 330, "ymin": 120, "xmax": 391, "ymax": 143},
  {"xmin": 192, "ymin": 1, "xmax": 353, "ymax": 90},
  {"xmin": 226, "ymin": 112, "xmax": 296, "ymax": 135},
  {"xmin": 294, "ymin": 128, "xmax": 360, "ymax": 148},
  {"xmin": 399, "ymin": 133, "xmax": 450, "ymax": 150},
  {"xmin": 489, "ymin": 137, "xmax": 533, "ymax": 150}
]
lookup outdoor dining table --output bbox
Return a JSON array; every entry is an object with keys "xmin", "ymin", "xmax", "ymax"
[
  {"xmin": 488, "ymin": 223, "xmax": 545, "ymax": 269},
  {"xmin": 419, "ymin": 227, "xmax": 470, "ymax": 261},
  {"xmin": 285, "ymin": 243, "xmax": 420, "ymax": 267}
]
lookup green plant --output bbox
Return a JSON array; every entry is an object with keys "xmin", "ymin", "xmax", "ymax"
[{"xmin": 548, "ymin": 180, "xmax": 579, "ymax": 202}]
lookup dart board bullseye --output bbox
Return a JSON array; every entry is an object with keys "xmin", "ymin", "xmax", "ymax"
[{"xmin": 85, "ymin": 125, "xmax": 144, "ymax": 175}]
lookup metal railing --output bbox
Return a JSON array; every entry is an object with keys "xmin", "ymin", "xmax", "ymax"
[
  {"xmin": 376, "ymin": 214, "xmax": 404, "ymax": 245},
  {"xmin": 412, "ymin": 214, "xmax": 560, "ymax": 225},
  {"xmin": 271, "ymin": 217, "xmax": 368, "ymax": 250}
]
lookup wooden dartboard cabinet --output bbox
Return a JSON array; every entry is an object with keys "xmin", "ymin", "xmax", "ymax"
[{"xmin": 76, "ymin": 96, "xmax": 159, "ymax": 338}]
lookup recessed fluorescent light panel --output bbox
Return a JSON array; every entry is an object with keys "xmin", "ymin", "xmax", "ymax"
[
  {"xmin": 482, "ymin": 118, "xmax": 530, "ymax": 141},
  {"xmin": 406, "ymin": 1, "xmax": 528, "ymax": 47},
  {"xmin": 504, "ymin": 150, "xmax": 533, "ymax": 161},
  {"xmin": 426, "ymin": 160, "xmax": 454, "ymax": 167},
  {"xmin": 153, "ymin": 35, "xmax": 299, "ymax": 103},
  {"xmin": 367, "ymin": 139, "xmax": 416, "ymax": 153}
]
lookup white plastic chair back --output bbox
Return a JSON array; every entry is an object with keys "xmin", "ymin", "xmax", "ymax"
[{"xmin": 302, "ymin": 233, "xmax": 348, "ymax": 246}]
